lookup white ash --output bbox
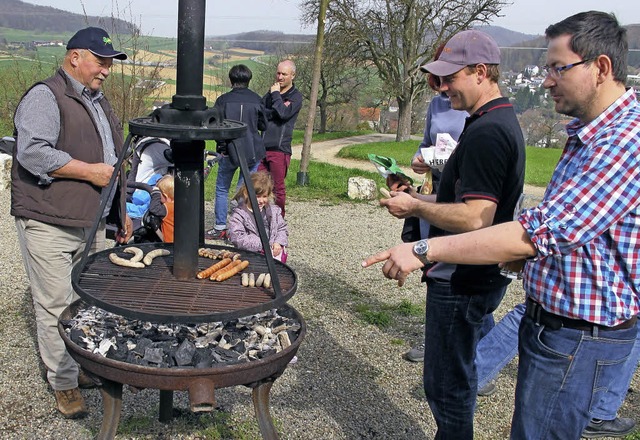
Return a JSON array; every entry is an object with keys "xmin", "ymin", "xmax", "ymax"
[{"xmin": 61, "ymin": 306, "xmax": 301, "ymax": 368}]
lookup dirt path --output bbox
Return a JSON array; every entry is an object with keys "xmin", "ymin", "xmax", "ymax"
[{"xmin": 291, "ymin": 134, "xmax": 547, "ymax": 199}]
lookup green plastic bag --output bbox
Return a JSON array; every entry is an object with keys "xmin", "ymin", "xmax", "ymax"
[{"xmin": 367, "ymin": 153, "xmax": 413, "ymax": 186}]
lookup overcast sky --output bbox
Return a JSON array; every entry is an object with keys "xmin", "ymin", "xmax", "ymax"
[{"xmin": 23, "ymin": 0, "xmax": 639, "ymax": 39}]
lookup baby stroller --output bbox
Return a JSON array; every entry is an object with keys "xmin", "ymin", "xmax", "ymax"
[
  {"xmin": 124, "ymin": 136, "xmax": 173, "ymax": 243},
  {"xmin": 0, "ymin": 136, "xmax": 15, "ymax": 155},
  {"xmin": 117, "ymin": 136, "xmax": 222, "ymax": 244}
]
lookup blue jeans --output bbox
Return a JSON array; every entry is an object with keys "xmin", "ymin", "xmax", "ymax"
[
  {"xmin": 511, "ymin": 314, "xmax": 638, "ymax": 439},
  {"xmin": 423, "ymin": 280, "xmax": 507, "ymax": 440},
  {"xmin": 591, "ymin": 319, "xmax": 640, "ymax": 420},
  {"xmin": 476, "ymin": 303, "xmax": 640, "ymax": 421},
  {"xmin": 214, "ymin": 156, "xmax": 258, "ymax": 229},
  {"xmin": 476, "ymin": 303, "xmax": 524, "ymax": 390}
]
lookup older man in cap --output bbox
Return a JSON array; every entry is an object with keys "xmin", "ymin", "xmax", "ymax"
[
  {"xmin": 373, "ymin": 29, "xmax": 525, "ymax": 438},
  {"xmin": 11, "ymin": 26, "xmax": 130, "ymax": 418}
]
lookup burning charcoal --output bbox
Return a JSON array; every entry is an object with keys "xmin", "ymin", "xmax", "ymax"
[
  {"xmin": 213, "ymin": 347, "xmax": 240, "ymax": 362},
  {"xmin": 62, "ymin": 304, "xmax": 302, "ymax": 369},
  {"xmin": 127, "ymin": 352, "xmax": 143, "ymax": 364},
  {"xmin": 68, "ymin": 328, "xmax": 85, "ymax": 345},
  {"xmin": 211, "ymin": 350, "xmax": 223, "ymax": 363},
  {"xmin": 143, "ymin": 347, "xmax": 165, "ymax": 364},
  {"xmin": 257, "ymin": 347, "xmax": 277, "ymax": 359},
  {"xmin": 196, "ymin": 323, "xmax": 219, "ymax": 335},
  {"xmin": 194, "ymin": 331, "xmax": 221, "ymax": 348},
  {"xmin": 194, "ymin": 348, "xmax": 214, "ymax": 368},
  {"xmin": 233, "ymin": 340, "xmax": 246, "ymax": 354},
  {"xmin": 157, "ymin": 325, "xmax": 176, "ymax": 336},
  {"xmin": 80, "ymin": 336, "xmax": 96, "ymax": 351},
  {"xmin": 107, "ymin": 344, "xmax": 129, "ymax": 362},
  {"xmin": 176, "ymin": 326, "xmax": 195, "ymax": 341},
  {"xmin": 150, "ymin": 333, "xmax": 176, "ymax": 342},
  {"xmin": 95, "ymin": 338, "xmax": 116, "ymax": 357},
  {"xmin": 277, "ymin": 332, "xmax": 291, "ymax": 349},
  {"xmin": 271, "ymin": 324, "xmax": 288, "ymax": 334},
  {"xmin": 154, "ymin": 341, "xmax": 175, "ymax": 353},
  {"xmin": 174, "ymin": 340, "xmax": 196, "ymax": 366},
  {"xmin": 132, "ymin": 338, "xmax": 153, "ymax": 356},
  {"xmin": 140, "ymin": 327, "xmax": 159, "ymax": 340}
]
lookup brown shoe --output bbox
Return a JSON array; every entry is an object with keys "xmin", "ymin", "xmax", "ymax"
[
  {"xmin": 54, "ymin": 388, "xmax": 88, "ymax": 419},
  {"xmin": 78, "ymin": 369, "xmax": 98, "ymax": 389}
]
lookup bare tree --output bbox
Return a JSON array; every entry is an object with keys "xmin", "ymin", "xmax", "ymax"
[
  {"xmin": 0, "ymin": 59, "xmax": 55, "ymax": 135},
  {"xmin": 301, "ymin": 0, "xmax": 509, "ymax": 141},
  {"xmin": 519, "ymin": 108, "xmax": 567, "ymax": 148},
  {"xmin": 299, "ymin": 0, "xmax": 329, "ymax": 185},
  {"xmin": 100, "ymin": 9, "xmax": 165, "ymax": 123},
  {"xmin": 293, "ymin": 32, "xmax": 374, "ymax": 133}
]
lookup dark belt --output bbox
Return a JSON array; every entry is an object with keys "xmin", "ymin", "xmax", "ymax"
[{"xmin": 525, "ymin": 298, "xmax": 637, "ymax": 332}]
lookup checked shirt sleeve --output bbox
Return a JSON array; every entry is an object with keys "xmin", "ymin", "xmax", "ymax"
[{"xmin": 519, "ymin": 121, "xmax": 640, "ymax": 259}]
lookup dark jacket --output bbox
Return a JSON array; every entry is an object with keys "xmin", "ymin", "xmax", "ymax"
[
  {"xmin": 11, "ymin": 68, "xmax": 126, "ymax": 228},
  {"xmin": 262, "ymin": 84, "xmax": 303, "ymax": 155},
  {"xmin": 214, "ymin": 87, "xmax": 266, "ymax": 168}
]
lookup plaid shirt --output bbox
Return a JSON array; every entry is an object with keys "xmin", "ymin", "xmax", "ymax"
[{"xmin": 519, "ymin": 88, "xmax": 640, "ymax": 326}]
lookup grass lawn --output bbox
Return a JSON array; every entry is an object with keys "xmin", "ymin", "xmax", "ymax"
[
  {"xmin": 203, "ymin": 133, "xmax": 561, "ymax": 204},
  {"xmin": 203, "ymin": 130, "xmax": 382, "ymax": 203},
  {"xmin": 337, "ymin": 140, "xmax": 562, "ymax": 188},
  {"xmin": 204, "ymin": 158, "xmax": 386, "ymax": 204}
]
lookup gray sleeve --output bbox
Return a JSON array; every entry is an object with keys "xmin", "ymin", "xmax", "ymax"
[{"xmin": 14, "ymin": 85, "xmax": 72, "ymax": 185}]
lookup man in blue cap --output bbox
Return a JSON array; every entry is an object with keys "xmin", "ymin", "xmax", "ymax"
[{"xmin": 11, "ymin": 27, "xmax": 130, "ymax": 419}]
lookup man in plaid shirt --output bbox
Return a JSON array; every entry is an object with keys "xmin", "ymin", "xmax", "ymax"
[{"xmin": 364, "ymin": 11, "xmax": 639, "ymax": 439}]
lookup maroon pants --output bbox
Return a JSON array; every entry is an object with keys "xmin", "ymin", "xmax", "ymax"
[{"xmin": 258, "ymin": 150, "xmax": 291, "ymax": 217}]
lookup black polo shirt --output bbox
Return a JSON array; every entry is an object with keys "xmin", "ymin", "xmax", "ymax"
[{"xmin": 426, "ymin": 97, "xmax": 526, "ymax": 294}]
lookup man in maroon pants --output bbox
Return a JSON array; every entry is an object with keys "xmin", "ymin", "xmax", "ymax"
[{"xmin": 258, "ymin": 59, "xmax": 302, "ymax": 217}]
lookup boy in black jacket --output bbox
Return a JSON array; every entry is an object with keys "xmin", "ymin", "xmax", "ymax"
[{"xmin": 206, "ymin": 64, "xmax": 267, "ymax": 240}]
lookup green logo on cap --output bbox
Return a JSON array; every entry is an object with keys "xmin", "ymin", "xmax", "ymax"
[{"xmin": 103, "ymin": 36, "xmax": 112, "ymax": 45}]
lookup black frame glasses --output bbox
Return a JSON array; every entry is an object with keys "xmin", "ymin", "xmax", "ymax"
[{"xmin": 542, "ymin": 59, "xmax": 593, "ymax": 79}]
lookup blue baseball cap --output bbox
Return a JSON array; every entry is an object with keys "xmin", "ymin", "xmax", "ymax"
[{"xmin": 66, "ymin": 27, "xmax": 127, "ymax": 60}]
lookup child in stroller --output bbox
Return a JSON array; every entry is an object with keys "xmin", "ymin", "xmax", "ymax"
[
  {"xmin": 124, "ymin": 136, "xmax": 173, "ymax": 243},
  {"xmin": 122, "ymin": 136, "xmax": 221, "ymax": 244},
  {"xmin": 147, "ymin": 174, "xmax": 175, "ymax": 243}
]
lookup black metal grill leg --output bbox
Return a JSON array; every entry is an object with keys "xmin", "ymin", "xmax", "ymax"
[
  {"xmin": 97, "ymin": 379, "xmax": 123, "ymax": 440},
  {"xmin": 251, "ymin": 380, "xmax": 278, "ymax": 440}
]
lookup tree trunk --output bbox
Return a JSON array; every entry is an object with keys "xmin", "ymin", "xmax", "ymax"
[
  {"xmin": 299, "ymin": 0, "xmax": 329, "ymax": 182},
  {"xmin": 319, "ymin": 103, "xmax": 328, "ymax": 133},
  {"xmin": 395, "ymin": 97, "xmax": 413, "ymax": 142}
]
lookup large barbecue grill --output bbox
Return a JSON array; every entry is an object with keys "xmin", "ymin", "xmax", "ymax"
[
  {"xmin": 74, "ymin": 243, "xmax": 297, "ymax": 323},
  {"xmin": 58, "ymin": 1, "xmax": 305, "ymax": 439}
]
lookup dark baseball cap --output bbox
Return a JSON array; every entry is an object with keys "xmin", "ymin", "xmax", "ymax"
[
  {"xmin": 66, "ymin": 27, "xmax": 127, "ymax": 60},
  {"xmin": 420, "ymin": 30, "xmax": 500, "ymax": 76}
]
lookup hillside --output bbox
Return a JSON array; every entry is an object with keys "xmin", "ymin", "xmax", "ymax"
[
  {"xmin": 0, "ymin": 0, "xmax": 137, "ymax": 36},
  {"xmin": 475, "ymin": 25, "xmax": 540, "ymax": 46},
  {"xmin": 1, "ymin": 0, "xmax": 638, "ymax": 70}
]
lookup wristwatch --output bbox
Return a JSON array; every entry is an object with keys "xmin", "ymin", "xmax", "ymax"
[{"xmin": 413, "ymin": 239, "xmax": 433, "ymax": 265}]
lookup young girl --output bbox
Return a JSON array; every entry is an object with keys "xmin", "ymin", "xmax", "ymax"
[
  {"xmin": 227, "ymin": 171, "xmax": 288, "ymax": 262},
  {"xmin": 148, "ymin": 174, "xmax": 175, "ymax": 243}
]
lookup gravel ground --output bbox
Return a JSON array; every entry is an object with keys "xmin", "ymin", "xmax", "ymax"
[{"xmin": 0, "ymin": 143, "xmax": 637, "ymax": 439}]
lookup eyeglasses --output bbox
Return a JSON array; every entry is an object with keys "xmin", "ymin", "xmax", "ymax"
[{"xmin": 542, "ymin": 59, "xmax": 593, "ymax": 79}]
